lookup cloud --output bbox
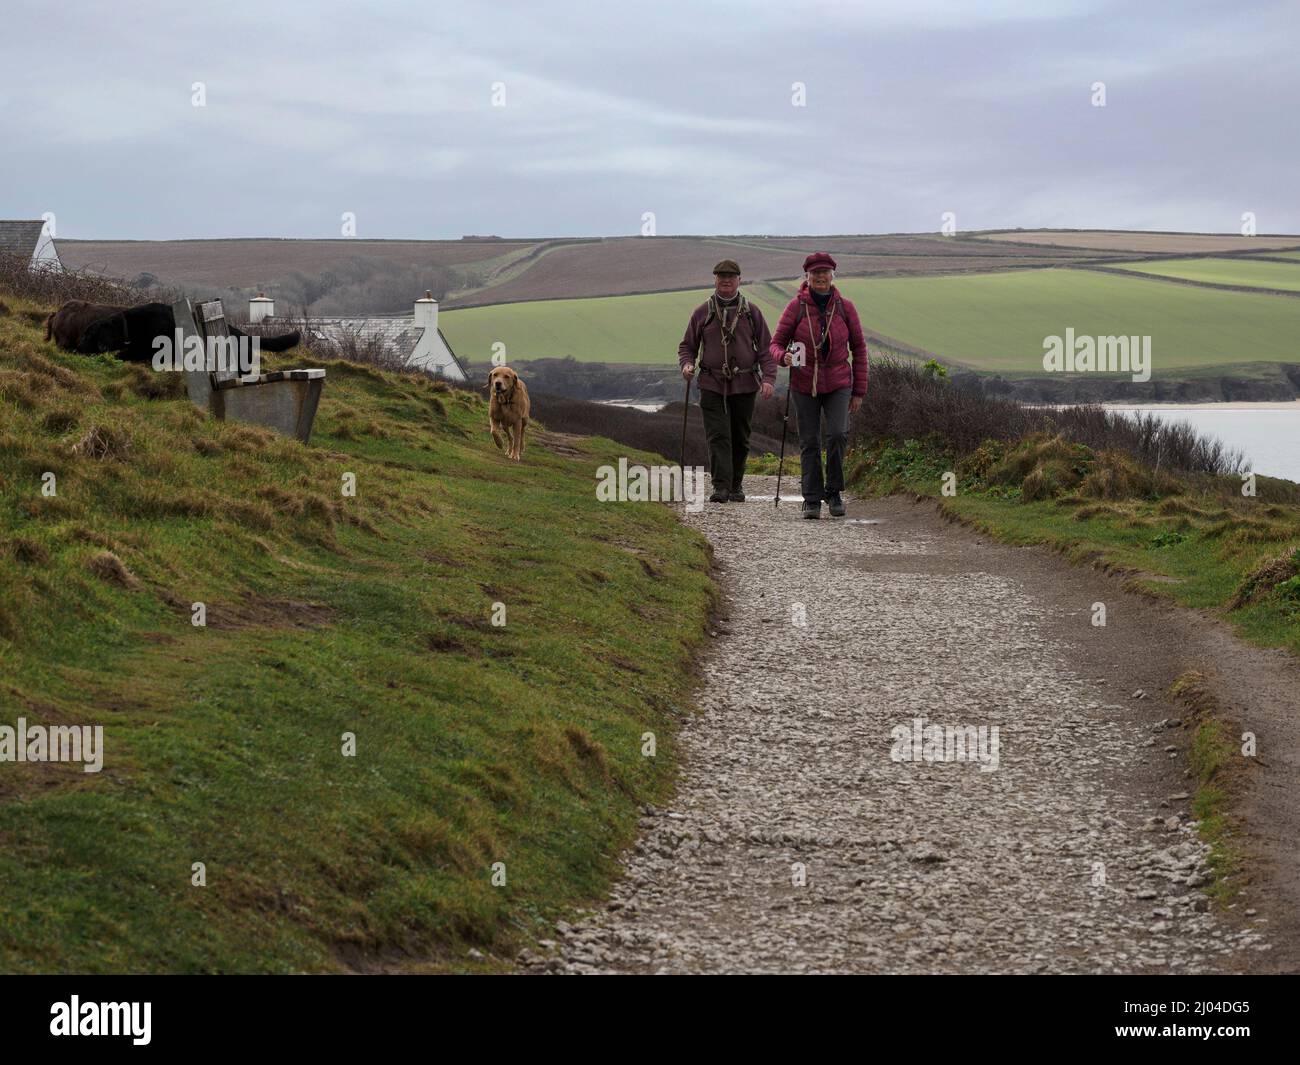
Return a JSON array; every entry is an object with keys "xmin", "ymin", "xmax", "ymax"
[{"xmin": 0, "ymin": 0, "xmax": 1294, "ymax": 238}]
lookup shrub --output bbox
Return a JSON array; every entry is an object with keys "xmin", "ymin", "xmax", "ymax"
[
  {"xmin": 852, "ymin": 356, "xmax": 1244, "ymax": 478},
  {"xmin": 0, "ymin": 251, "xmax": 181, "ymax": 308}
]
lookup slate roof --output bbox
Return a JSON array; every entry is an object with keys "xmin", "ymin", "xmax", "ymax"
[
  {"xmin": 263, "ymin": 314, "xmax": 468, "ymax": 380},
  {"xmin": 0, "ymin": 220, "xmax": 48, "ymax": 258},
  {"xmin": 306, "ymin": 316, "xmax": 426, "ymax": 360}
]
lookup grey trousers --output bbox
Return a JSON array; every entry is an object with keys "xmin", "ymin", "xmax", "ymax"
[{"xmin": 791, "ymin": 387, "xmax": 851, "ymax": 502}]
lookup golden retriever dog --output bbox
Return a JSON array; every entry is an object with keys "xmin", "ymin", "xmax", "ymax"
[{"xmin": 487, "ymin": 365, "xmax": 530, "ymax": 460}]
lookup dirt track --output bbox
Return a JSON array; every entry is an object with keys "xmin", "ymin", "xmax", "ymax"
[{"xmin": 519, "ymin": 478, "xmax": 1296, "ymax": 975}]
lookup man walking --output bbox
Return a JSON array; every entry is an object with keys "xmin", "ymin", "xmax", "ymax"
[{"xmin": 678, "ymin": 260, "xmax": 776, "ymax": 502}]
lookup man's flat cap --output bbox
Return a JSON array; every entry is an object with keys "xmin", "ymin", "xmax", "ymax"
[{"xmin": 712, "ymin": 259, "xmax": 741, "ymax": 275}]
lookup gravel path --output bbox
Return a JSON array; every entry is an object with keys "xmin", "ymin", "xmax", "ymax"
[{"xmin": 521, "ymin": 477, "xmax": 1271, "ymax": 975}]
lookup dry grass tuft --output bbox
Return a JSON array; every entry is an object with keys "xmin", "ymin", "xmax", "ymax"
[
  {"xmin": 87, "ymin": 550, "xmax": 137, "ymax": 588},
  {"xmin": 72, "ymin": 424, "xmax": 132, "ymax": 461},
  {"xmin": 1229, "ymin": 547, "xmax": 1300, "ymax": 608}
]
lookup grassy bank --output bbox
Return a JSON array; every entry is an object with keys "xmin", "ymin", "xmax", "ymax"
[{"xmin": 0, "ymin": 295, "xmax": 714, "ymax": 973}]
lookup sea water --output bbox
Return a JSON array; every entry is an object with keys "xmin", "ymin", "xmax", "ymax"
[{"xmin": 1106, "ymin": 403, "xmax": 1300, "ymax": 484}]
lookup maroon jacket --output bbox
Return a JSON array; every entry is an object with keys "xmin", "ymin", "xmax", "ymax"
[
  {"xmin": 769, "ymin": 283, "xmax": 869, "ymax": 397},
  {"xmin": 678, "ymin": 295, "xmax": 777, "ymax": 396}
]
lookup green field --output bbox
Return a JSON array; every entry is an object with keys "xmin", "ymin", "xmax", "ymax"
[
  {"xmin": 440, "ymin": 285, "xmax": 791, "ymax": 365},
  {"xmin": 829, "ymin": 271, "xmax": 1300, "ymax": 371},
  {"xmin": 443, "ymin": 268, "xmax": 1300, "ymax": 374},
  {"xmin": 1108, "ymin": 257, "xmax": 1300, "ymax": 292}
]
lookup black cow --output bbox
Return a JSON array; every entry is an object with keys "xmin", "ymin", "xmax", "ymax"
[{"xmin": 77, "ymin": 303, "xmax": 301, "ymax": 363}]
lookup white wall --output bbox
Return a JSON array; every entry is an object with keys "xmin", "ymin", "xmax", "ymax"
[{"xmin": 32, "ymin": 224, "xmax": 61, "ymax": 269}]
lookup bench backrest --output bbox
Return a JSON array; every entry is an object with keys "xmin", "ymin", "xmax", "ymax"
[
  {"xmin": 196, "ymin": 299, "xmax": 244, "ymax": 386},
  {"xmin": 174, "ymin": 297, "xmax": 250, "ymax": 407},
  {"xmin": 173, "ymin": 298, "xmax": 212, "ymax": 409}
]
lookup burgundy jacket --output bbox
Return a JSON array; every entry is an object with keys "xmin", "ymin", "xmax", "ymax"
[
  {"xmin": 769, "ymin": 283, "xmax": 869, "ymax": 397},
  {"xmin": 678, "ymin": 295, "xmax": 777, "ymax": 396}
]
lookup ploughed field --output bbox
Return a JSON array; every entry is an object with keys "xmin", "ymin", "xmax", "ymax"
[
  {"xmin": 976, "ymin": 230, "xmax": 1300, "ymax": 254},
  {"xmin": 58, "ymin": 238, "xmax": 535, "ymax": 287},
  {"xmin": 58, "ymin": 232, "xmax": 1112, "ymax": 310}
]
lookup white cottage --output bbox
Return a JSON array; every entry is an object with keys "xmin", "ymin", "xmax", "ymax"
[
  {"xmin": 0, "ymin": 219, "xmax": 62, "ymax": 270},
  {"xmin": 254, "ymin": 291, "xmax": 468, "ymax": 381}
]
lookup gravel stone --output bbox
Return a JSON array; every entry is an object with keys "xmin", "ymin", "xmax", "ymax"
[{"xmin": 523, "ymin": 479, "xmax": 1261, "ymax": 974}]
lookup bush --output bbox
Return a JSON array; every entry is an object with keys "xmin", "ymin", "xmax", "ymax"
[
  {"xmin": 533, "ymin": 392, "xmax": 784, "ymax": 466},
  {"xmin": 0, "ymin": 251, "xmax": 180, "ymax": 308},
  {"xmin": 852, "ymin": 356, "xmax": 1244, "ymax": 478}
]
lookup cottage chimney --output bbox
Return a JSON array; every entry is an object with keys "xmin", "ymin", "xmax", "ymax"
[
  {"xmin": 414, "ymin": 290, "xmax": 438, "ymax": 332},
  {"xmin": 249, "ymin": 293, "xmax": 274, "ymax": 324}
]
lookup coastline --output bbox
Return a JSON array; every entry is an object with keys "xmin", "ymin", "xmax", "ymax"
[{"xmin": 1101, "ymin": 399, "xmax": 1300, "ymax": 411}]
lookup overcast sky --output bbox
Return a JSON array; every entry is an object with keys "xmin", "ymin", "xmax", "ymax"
[{"xmin": 2, "ymin": 0, "xmax": 1295, "ymax": 240}]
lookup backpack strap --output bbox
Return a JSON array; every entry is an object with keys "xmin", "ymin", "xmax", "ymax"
[
  {"xmin": 697, "ymin": 296, "xmax": 716, "ymax": 362},
  {"xmin": 741, "ymin": 295, "xmax": 763, "ymax": 353},
  {"xmin": 699, "ymin": 294, "xmax": 765, "ymax": 377},
  {"xmin": 787, "ymin": 300, "xmax": 808, "ymax": 354}
]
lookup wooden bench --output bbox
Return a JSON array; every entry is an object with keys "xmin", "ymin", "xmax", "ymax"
[{"xmin": 173, "ymin": 298, "xmax": 325, "ymax": 444}]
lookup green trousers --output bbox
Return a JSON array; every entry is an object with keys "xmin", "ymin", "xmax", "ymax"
[{"xmin": 698, "ymin": 389, "xmax": 756, "ymax": 494}]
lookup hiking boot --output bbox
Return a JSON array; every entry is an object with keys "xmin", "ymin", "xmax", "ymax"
[
  {"xmin": 802, "ymin": 500, "xmax": 821, "ymax": 519},
  {"xmin": 708, "ymin": 490, "xmax": 729, "ymax": 503},
  {"xmin": 827, "ymin": 493, "xmax": 846, "ymax": 517},
  {"xmin": 728, "ymin": 490, "xmax": 746, "ymax": 502}
]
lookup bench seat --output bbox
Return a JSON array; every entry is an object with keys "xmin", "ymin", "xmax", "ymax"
[{"xmin": 213, "ymin": 368, "xmax": 327, "ymax": 390}]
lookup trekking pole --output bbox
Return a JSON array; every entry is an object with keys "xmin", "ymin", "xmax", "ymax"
[
  {"xmin": 678, "ymin": 367, "xmax": 693, "ymax": 469},
  {"xmin": 774, "ymin": 372, "xmax": 792, "ymax": 508}
]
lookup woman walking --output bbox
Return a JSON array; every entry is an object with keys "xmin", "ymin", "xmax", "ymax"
[{"xmin": 770, "ymin": 251, "xmax": 870, "ymax": 518}]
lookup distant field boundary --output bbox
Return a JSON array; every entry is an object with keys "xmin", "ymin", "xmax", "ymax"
[
  {"xmin": 1073, "ymin": 263, "xmax": 1300, "ymax": 299},
  {"xmin": 971, "ymin": 229, "xmax": 1300, "ymax": 254},
  {"xmin": 974, "ymin": 227, "xmax": 1300, "ymax": 238},
  {"xmin": 55, "ymin": 236, "xmax": 551, "ymax": 246},
  {"xmin": 442, "ymin": 259, "xmax": 1094, "ymax": 310}
]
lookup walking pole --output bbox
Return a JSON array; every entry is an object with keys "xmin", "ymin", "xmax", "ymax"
[
  {"xmin": 678, "ymin": 366, "xmax": 693, "ymax": 470},
  {"xmin": 774, "ymin": 371, "xmax": 792, "ymax": 508}
]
